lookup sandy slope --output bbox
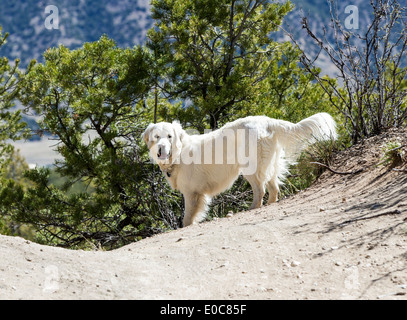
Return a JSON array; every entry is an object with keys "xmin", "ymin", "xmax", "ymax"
[{"xmin": 1, "ymin": 130, "xmax": 406, "ymax": 300}]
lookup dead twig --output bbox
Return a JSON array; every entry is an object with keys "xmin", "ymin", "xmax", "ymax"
[
  {"xmin": 310, "ymin": 162, "xmax": 364, "ymax": 175},
  {"xmin": 388, "ymin": 144, "xmax": 406, "ymax": 152}
]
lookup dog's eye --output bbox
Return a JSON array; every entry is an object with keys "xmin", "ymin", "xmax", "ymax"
[
  {"xmin": 168, "ymin": 134, "xmax": 172, "ymax": 139},
  {"xmin": 154, "ymin": 135, "xmax": 160, "ymax": 139}
]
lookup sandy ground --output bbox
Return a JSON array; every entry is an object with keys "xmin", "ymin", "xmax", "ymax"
[{"xmin": 1, "ymin": 130, "xmax": 407, "ymax": 300}]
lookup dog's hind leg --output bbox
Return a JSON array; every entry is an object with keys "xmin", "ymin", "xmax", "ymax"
[
  {"xmin": 266, "ymin": 149, "xmax": 287, "ymax": 204},
  {"xmin": 266, "ymin": 178, "xmax": 279, "ymax": 204},
  {"xmin": 262, "ymin": 142, "xmax": 286, "ymax": 205},
  {"xmin": 245, "ymin": 175, "xmax": 265, "ymax": 210},
  {"xmin": 183, "ymin": 192, "xmax": 209, "ymax": 227}
]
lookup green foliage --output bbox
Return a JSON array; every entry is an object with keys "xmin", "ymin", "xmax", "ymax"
[
  {"xmin": 281, "ymin": 137, "xmax": 342, "ymax": 196},
  {"xmin": 0, "ymin": 27, "xmax": 31, "ymax": 235},
  {"xmin": 379, "ymin": 140, "xmax": 405, "ymax": 169},
  {"xmin": 149, "ymin": 0, "xmax": 295, "ymax": 130},
  {"xmin": 0, "ymin": 149, "xmax": 36, "ymax": 240},
  {"xmin": 149, "ymin": 0, "xmax": 340, "ymax": 131},
  {"xmin": 0, "ymin": 27, "xmax": 30, "ymax": 164},
  {"xmin": 245, "ymin": 48, "xmax": 340, "ymax": 124},
  {"xmin": 1, "ymin": 149, "xmax": 32, "ymax": 187},
  {"xmin": 47, "ymin": 168, "xmax": 95, "ymax": 195},
  {"xmin": 0, "ymin": 35, "xmax": 184, "ymax": 249}
]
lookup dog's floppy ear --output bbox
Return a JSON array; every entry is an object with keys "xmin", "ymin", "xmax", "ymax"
[
  {"xmin": 142, "ymin": 123, "xmax": 154, "ymax": 147},
  {"xmin": 171, "ymin": 121, "xmax": 184, "ymax": 162},
  {"xmin": 172, "ymin": 120, "xmax": 184, "ymax": 149}
]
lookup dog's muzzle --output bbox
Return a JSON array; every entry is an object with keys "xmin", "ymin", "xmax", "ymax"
[{"xmin": 157, "ymin": 145, "xmax": 170, "ymax": 160}]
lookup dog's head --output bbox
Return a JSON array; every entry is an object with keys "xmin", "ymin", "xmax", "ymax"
[{"xmin": 142, "ymin": 121, "xmax": 184, "ymax": 164}]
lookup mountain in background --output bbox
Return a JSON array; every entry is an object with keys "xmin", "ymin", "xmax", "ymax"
[
  {"xmin": 0, "ymin": 0, "xmax": 381, "ymax": 68},
  {"xmin": 0, "ymin": 0, "xmax": 153, "ymax": 67}
]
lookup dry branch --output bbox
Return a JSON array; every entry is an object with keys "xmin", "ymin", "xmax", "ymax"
[{"xmin": 310, "ymin": 162, "xmax": 364, "ymax": 175}]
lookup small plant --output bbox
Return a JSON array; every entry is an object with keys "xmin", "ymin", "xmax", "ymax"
[
  {"xmin": 280, "ymin": 136, "xmax": 340, "ymax": 197},
  {"xmin": 379, "ymin": 140, "xmax": 405, "ymax": 169}
]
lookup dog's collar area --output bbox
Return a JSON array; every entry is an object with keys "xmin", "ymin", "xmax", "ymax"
[{"xmin": 163, "ymin": 165, "xmax": 175, "ymax": 178}]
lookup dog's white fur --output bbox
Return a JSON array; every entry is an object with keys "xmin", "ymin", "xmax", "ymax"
[{"xmin": 143, "ymin": 113, "xmax": 337, "ymax": 226}]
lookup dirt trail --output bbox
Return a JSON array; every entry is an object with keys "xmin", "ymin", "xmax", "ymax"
[{"xmin": 1, "ymin": 130, "xmax": 406, "ymax": 299}]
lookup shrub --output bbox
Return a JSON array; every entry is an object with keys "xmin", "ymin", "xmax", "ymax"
[{"xmin": 0, "ymin": 36, "xmax": 183, "ymax": 249}]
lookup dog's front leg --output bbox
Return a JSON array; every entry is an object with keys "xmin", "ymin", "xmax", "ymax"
[{"xmin": 183, "ymin": 192, "xmax": 208, "ymax": 227}]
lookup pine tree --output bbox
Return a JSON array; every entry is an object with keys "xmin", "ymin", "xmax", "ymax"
[
  {"xmin": 0, "ymin": 26, "xmax": 30, "ymax": 236},
  {"xmin": 0, "ymin": 27, "xmax": 29, "ymax": 164},
  {"xmin": 148, "ymin": 0, "xmax": 294, "ymax": 130},
  {"xmin": 0, "ymin": 36, "xmax": 182, "ymax": 249}
]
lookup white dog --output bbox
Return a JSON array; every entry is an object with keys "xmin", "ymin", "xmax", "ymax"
[{"xmin": 143, "ymin": 113, "xmax": 336, "ymax": 226}]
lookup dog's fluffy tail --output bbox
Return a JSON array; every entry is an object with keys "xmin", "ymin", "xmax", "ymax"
[{"xmin": 273, "ymin": 112, "xmax": 337, "ymax": 162}]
